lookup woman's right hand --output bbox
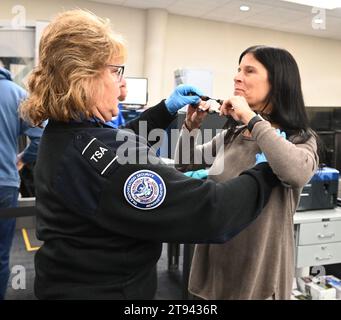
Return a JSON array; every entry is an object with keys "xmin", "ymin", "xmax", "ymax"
[
  {"xmin": 184, "ymin": 101, "xmax": 210, "ymax": 131},
  {"xmin": 220, "ymin": 96, "xmax": 256, "ymax": 125}
]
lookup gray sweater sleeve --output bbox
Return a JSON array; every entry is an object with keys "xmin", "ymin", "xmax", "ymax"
[
  {"xmin": 174, "ymin": 124, "xmax": 226, "ymax": 172},
  {"xmin": 251, "ymin": 121, "xmax": 319, "ymax": 188}
]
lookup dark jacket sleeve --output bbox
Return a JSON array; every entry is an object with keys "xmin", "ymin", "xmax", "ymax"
[
  {"xmin": 54, "ymin": 132, "xmax": 278, "ymax": 244},
  {"xmin": 122, "ymin": 100, "xmax": 176, "ymax": 145},
  {"xmin": 97, "ymin": 161, "xmax": 278, "ymax": 243}
]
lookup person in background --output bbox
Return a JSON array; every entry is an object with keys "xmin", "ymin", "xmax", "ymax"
[
  {"xmin": 0, "ymin": 66, "xmax": 44, "ymax": 300},
  {"xmin": 20, "ymin": 10, "xmax": 280, "ymax": 299},
  {"xmin": 176, "ymin": 45, "xmax": 320, "ymax": 300},
  {"xmin": 106, "ymin": 77, "xmax": 127, "ymax": 128}
]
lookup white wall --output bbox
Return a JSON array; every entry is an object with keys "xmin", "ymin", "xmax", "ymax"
[
  {"xmin": 1, "ymin": 0, "xmax": 341, "ymax": 106},
  {"xmin": 0, "ymin": 0, "xmax": 146, "ymax": 76},
  {"xmin": 164, "ymin": 14, "xmax": 341, "ymax": 107}
]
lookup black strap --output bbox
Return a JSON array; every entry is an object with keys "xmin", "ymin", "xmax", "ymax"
[{"xmin": 247, "ymin": 115, "xmax": 264, "ymax": 132}]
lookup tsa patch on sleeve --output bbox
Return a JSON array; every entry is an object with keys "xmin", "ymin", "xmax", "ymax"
[{"xmin": 123, "ymin": 170, "xmax": 167, "ymax": 210}]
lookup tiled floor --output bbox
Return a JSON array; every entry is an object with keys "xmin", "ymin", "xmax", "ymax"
[{"xmin": 5, "ymin": 229, "xmax": 185, "ymax": 300}]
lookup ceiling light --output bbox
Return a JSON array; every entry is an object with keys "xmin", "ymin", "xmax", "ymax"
[
  {"xmin": 240, "ymin": 5, "xmax": 250, "ymax": 12},
  {"xmin": 280, "ymin": 0, "xmax": 341, "ymax": 10}
]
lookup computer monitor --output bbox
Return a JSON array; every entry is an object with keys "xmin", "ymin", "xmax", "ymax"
[{"xmin": 121, "ymin": 77, "xmax": 148, "ymax": 106}]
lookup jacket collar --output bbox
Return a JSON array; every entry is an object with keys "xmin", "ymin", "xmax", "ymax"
[{"xmin": 46, "ymin": 119, "xmax": 113, "ymax": 131}]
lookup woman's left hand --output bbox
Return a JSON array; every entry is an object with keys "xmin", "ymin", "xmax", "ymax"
[{"xmin": 220, "ymin": 96, "xmax": 256, "ymax": 125}]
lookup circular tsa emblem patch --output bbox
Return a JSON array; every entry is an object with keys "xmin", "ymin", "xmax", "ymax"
[{"xmin": 123, "ymin": 170, "xmax": 167, "ymax": 210}]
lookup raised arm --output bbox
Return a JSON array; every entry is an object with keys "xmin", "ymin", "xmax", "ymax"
[{"xmin": 251, "ymin": 121, "xmax": 318, "ymax": 188}]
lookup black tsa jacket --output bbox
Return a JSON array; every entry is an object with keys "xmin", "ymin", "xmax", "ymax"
[{"xmin": 33, "ymin": 101, "xmax": 279, "ymax": 299}]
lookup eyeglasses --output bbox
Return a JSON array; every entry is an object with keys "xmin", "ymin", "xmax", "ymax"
[{"xmin": 106, "ymin": 64, "xmax": 125, "ymax": 82}]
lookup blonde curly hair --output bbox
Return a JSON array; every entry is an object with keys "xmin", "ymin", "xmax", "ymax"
[{"xmin": 20, "ymin": 9, "xmax": 126, "ymax": 125}]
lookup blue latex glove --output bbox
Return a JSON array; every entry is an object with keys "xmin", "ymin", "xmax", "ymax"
[
  {"xmin": 165, "ymin": 84, "xmax": 204, "ymax": 115},
  {"xmin": 255, "ymin": 129, "xmax": 287, "ymax": 165},
  {"xmin": 255, "ymin": 153, "xmax": 267, "ymax": 165},
  {"xmin": 184, "ymin": 169, "xmax": 208, "ymax": 180},
  {"xmin": 275, "ymin": 128, "xmax": 287, "ymax": 139}
]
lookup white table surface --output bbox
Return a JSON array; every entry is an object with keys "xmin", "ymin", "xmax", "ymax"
[{"xmin": 294, "ymin": 207, "xmax": 341, "ymax": 224}]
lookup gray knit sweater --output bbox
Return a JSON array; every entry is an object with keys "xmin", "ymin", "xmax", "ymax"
[{"xmin": 175, "ymin": 120, "xmax": 318, "ymax": 300}]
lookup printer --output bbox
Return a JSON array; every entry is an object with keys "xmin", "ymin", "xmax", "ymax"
[{"xmin": 297, "ymin": 167, "xmax": 339, "ymax": 211}]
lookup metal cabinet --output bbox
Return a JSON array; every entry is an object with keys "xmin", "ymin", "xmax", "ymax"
[
  {"xmin": 294, "ymin": 208, "xmax": 341, "ymax": 270},
  {"xmin": 296, "ymin": 242, "xmax": 341, "ymax": 268},
  {"xmin": 298, "ymin": 221, "xmax": 341, "ymax": 245}
]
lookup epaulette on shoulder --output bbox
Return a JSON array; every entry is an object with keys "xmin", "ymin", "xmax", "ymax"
[{"xmin": 74, "ymin": 132, "xmax": 120, "ymax": 176}]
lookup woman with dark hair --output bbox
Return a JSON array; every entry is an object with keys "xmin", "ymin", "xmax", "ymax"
[{"xmin": 175, "ymin": 45, "xmax": 319, "ymax": 300}]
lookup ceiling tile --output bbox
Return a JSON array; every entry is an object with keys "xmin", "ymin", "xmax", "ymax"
[
  {"xmin": 252, "ymin": 0, "xmax": 311, "ymax": 12},
  {"xmin": 328, "ymin": 7, "xmax": 341, "ymax": 18},
  {"xmin": 124, "ymin": 0, "xmax": 175, "ymax": 9},
  {"xmin": 90, "ymin": 0, "xmax": 126, "ymax": 5},
  {"xmin": 168, "ymin": 6, "xmax": 207, "ymax": 17},
  {"xmin": 204, "ymin": 0, "xmax": 273, "ymax": 20},
  {"xmin": 87, "ymin": 0, "xmax": 341, "ymax": 41},
  {"xmin": 168, "ymin": 0, "xmax": 233, "ymax": 17},
  {"xmin": 324, "ymin": 15, "xmax": 341, "ymax": 29},
  {"xmin": 173, "ymin": 0, "xmax": 230, "ymax": 6},
  {"xmin": 257, "ymin": 7, "xmax": 310, "ymax": 21}
]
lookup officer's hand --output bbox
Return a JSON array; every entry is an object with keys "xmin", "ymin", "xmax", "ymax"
[
  {"xmin": 275, "ymin": 128, "xmax": 287, "ymax": 139},
  {"xmin": 255, "ymin": 153, "xmax": 267, "ymax": 165},
  {"xmin": 255, "ymin": 129, "xmax": 287, "ymax": 165},
  {"xmin": 165, "ymin": 84, "xmax": 204, "ymax": 115},
  {"xmin": 184, "ymin": 169, "xmax": 208, "ymax": 179}
]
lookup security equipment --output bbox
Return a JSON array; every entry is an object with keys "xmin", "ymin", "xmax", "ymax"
[{"xmin": 297, "ymin": 167, "xmax": 339, "ymax": 211}]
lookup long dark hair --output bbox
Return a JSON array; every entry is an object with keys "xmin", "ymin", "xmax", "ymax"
[{"xmin": 223, "ymin": 45, "xmax": 324, "ymax": 162}]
